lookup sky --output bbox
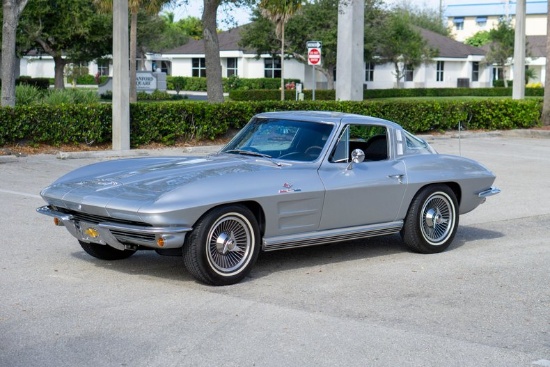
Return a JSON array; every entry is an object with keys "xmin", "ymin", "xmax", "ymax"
[{"xmin": 168, "ymin": 0, "xmax": 446, "ymax": 29}]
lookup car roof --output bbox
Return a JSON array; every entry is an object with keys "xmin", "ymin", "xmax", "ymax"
[{"xmin": 255, "ymin": 111, "xmax": 403, "ymax": 130}]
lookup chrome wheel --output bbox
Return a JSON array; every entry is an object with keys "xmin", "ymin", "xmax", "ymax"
[
  {"xmin": 207, "ymin": 212, "xmax": 254, "ymax": 275},
  {"xmin": 402, "ymin": 185, "xmax": 458, "ymax": 254},
  {"xmin": 183, "ymin": 205, "xmax": 261, "ymax": 285},
  {"xmin": 420, "ymin": 192, "xmax": 455, "ymax": 246}
]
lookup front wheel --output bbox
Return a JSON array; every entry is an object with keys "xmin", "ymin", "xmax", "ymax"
[
  {"xmin": 183, "ymin": 205, "xmax": 261, "ymax": 286},
  {"xmin": 401, "ymin": 185, "xmax": 458, "ymax": 254},
  {"xmin": 79, "ymin": 241, "xmax": 136, "ymax": 260}
]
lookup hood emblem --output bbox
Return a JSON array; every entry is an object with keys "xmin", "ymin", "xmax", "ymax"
[{"xmin": 279, "ymin": 182, "xmax": 301, "ymax": 194}]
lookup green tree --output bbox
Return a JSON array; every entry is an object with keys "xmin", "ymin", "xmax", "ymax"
[
  {"xmin": 1, "ymin": 0, "xmax": 29, "ymax": 107},
  {"xmin": 95, "ymin": 0, "xmax": 173, "ymax": 102},
  {"xmin": 18, "ymin": 0, "xmax": 112, "ymax": 89},
  {"xmin": 465, "ymin": 30, "xmax": 491, "ymax": 47},
  {"xmin": 201, "ymin": 0, "xmax": 254, "ymax": 103},
  {"xmin": 484, "ymin": 19, "xmax": 515, "ymax": 87},
  {"xmin": 177, "ymin": 16, "xmax": 203, "ymax": 40},
  {"xmin": 376, "ymin": 11, "xmax": 438, "ymax": 87},
  {"xmin": 240, "ymin": 0, "xmax": 383, "ymax": 91},
  {"xmin": 258, "ymin": 0, "xmax": 302, "ymax": 100},
  {"xmin": 391, "ymin": 1, "xmax": 450, "ymax": 37}
]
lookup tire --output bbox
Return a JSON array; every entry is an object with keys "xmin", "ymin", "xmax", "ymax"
[
  {"xmin": 79, "ymin": 240, "xmax": 137, "ymax": 260},
  {"xmin": 183, "ymin": 205, "xmax": 261, "ymax": 286},
  {"xmin": 401, "ymin": 185, "xmax": 458, "ymax": 254}
]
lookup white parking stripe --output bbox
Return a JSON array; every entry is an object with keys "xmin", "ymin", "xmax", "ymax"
[{"xmin": 0, "ymin": 188, "xmax": 41, "ymax": 199}]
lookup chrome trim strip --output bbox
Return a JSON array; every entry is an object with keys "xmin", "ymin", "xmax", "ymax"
[
  {"xmin": 98, "ymin": 222, "xmax": 192, "ymax": 235},
  {"xmin": 262, "ymin": 221, "xmax": 403, "ymax": 252},
  {"xmin": 478, "ymin": 186, "xmax": 501, "ymax": 198}
]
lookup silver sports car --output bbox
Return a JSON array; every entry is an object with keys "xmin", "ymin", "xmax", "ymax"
[{"xmin": 37, "ymin": 111, "xmax": 500, "ymax": 285}]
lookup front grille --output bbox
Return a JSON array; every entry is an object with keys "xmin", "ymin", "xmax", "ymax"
[{"xmin": 53, "ymin": 207, "xmax": 151, "ymax": 227}]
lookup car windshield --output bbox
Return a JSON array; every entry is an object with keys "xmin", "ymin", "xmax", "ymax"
[{"xmin": 222, "ymin": 117, "xmax": 334, "ymax": 162}]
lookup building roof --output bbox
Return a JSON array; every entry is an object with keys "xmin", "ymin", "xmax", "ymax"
[
  {"xmin": 418, "ymin": 28, "xmax": 486, "ymax": 58},
  {"xmin": 166, "ymin": 24, "xmax": 486, "ymax": 60},
  {"xmin": 527, "ymin": 35, "xmax": 546, "ymax": 57},
  {"xmin": 446, "ymin": 0, "xmax": 547, "ymax": 18},
  {"xmin": 164, "ymin": 26, "xmax": 253, "ymax": 55}
]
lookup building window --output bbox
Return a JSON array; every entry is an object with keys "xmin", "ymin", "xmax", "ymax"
[
  {"xmin": 226, "ymin": 58, "xmax": 238, "ymax": 77},
  {"xmin": 97, "ymin": 60, "xmax": 109, "ymax": 76},
  {"xmin": 405, "ymin": 65, "xmax": 414, "ymax": 82},
  {"xmin": 192, "ymin": 58, "xmax": 206, "ymax": 77},
  {"xmin": 472, "ymin": 61, "xmax": 479, "ymax": 82},
  {"xmin": 365, "ymin": 62, "xmax": 375, "ymax": 82},
  {"xmin": 436, "ymin": 61, "xmax": 444, "ymax": 82},
  {"xmin": 264, "ymin": 57, "xmax": 281, "ymax": 78},
  {"xmin": 476, "ymin": 16, "xmax": 487, "ymax": 28},
  {"xmin": 453, "ymin": 17, "xmax": 464, "ymax": 30}
]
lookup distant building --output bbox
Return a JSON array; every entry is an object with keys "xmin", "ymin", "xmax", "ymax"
[{"xmin": 445, "ymin": 0, "xmax": 547, "ymax": 42}]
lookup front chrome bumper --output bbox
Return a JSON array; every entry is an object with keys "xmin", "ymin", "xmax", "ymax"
[
  {"xmin": 477, "ymin": 186, "xmax": 501, "ymax": 198},
  {"xmin": 37, "ymin": 206, "xmax": 191, "ymax": 251}
]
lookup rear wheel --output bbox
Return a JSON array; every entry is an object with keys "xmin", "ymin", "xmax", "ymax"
[
  {"xmin": 79, "ymin": 241, "xmax": 136, "ymax": 260},
  {"xmin": 183, "ymin": 205, "xmax": 260, "ymax": 286},
  {"xmin": 401, "ymin": 185, "xmax": 458, "ymax": 254}
]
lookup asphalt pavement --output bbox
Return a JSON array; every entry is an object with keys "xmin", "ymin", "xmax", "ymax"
[{"xmin": 0, "ymin": 130, "xmax": 549, "ymax": 367}]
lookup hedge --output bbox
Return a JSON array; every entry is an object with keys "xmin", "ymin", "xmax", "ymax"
[
  {"xmin": 230, "ymin": 87, "xmax": 544, "ymax": 101},
  {"xmin": 167, "ymin": 76, "xmax": 301, "ymax": 93},
  {"xmin": 0, "ymin": 99, "xmax": 542, "ymax": 147}
]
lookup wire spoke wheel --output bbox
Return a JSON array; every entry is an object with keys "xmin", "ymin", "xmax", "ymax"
[
  {"xmin": 402, "ymin": 185, "xmax": 458, "ymax": 254},
  {"xmin": 420, "ymin": 193, "xmax": 454, "ymax": 245},
  {"xmin": 207, "ymin": 213, "xmax": 253, "ymax": 274},
  {"xmin": 183, "ymin": 205, "xmax": 260, "ymax": 286}
]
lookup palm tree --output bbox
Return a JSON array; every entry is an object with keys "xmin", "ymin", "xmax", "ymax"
[
  {"xmin": 259, "ymin": 0, "xmax": 302, "ymax": 100},
  {"xmin": 94, "ymin": 0, "xmax": 173, "ymax": 102}
]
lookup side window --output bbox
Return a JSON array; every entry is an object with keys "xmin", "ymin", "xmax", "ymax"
[{"xmin": 330, "ymin": 125, "xmax": 388, "ymax": 162}]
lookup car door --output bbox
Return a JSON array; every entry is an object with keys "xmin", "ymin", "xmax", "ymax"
[{"xmin": 317, "ymin": 124, "xmax": 407, "ymax": 230}]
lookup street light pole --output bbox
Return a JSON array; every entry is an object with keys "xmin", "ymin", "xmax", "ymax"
[
  {"xmin": 512, "ymin": 0, "xmax": 526, "ymax": 100},
  {"xmin": 112, "ymin": 0, "xmax": 130, "ymax": 150}
]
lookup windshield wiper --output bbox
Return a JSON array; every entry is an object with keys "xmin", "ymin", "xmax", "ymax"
[{"xmin": 224, "ymin": 149, "xmax": 281, "ymax": 167}]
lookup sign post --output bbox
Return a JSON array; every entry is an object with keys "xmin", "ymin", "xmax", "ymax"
[{"xmin": 307, "ymin": 41, "xmax": 322, "ymax": 101}]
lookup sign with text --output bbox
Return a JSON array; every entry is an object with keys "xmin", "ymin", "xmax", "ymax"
[{"xmin": 307, "ymin": 40, "xmax": 322, "ymax": 66}]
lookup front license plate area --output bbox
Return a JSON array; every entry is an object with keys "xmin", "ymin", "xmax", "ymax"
[{"xmin": 76, "ymin": 221, "xmax": 106, "ymax": 244}]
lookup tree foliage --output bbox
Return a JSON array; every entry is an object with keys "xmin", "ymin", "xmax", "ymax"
[
  {"xmin": 390, "ymin": 1, "xmax": 450, "ymax": 37},
  {"xmin": 240, "ymin": 0, "xmax": 384, "ymax": 90},
  {"xmin": 18, "ymin": 0, "xmax": 112, "ymax": 89},
  {"xmin": 258, "ymin": 0, "xmax": 302, "ymax": 100},
  {"xmin": 465, "ymin": 30, "xmax": 491, "ymax": 47},
  {"xmin": 373, "ymin": 11, "xmax": 438, "ymax": 86},
  {"xmin": 483, "ymin": 19, "xmax": 515, "ymax": 87}
]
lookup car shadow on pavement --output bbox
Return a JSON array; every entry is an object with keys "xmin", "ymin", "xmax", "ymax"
[{"xmin": 69, "ymin": 225, "xmax": 503, "ymax": 285}]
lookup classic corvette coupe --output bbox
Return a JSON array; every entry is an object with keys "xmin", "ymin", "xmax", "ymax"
[{"xmin": 37, "ymin": 111, "xmax": 500, "ymax": 285}]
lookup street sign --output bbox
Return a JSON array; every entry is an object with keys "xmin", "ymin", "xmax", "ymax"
[
  {"xmin": 306, "ymin": 41, "xmax": 322, "ymax": 49},
  {"xmin": 308, "ymin": 48, "xmax": 321, "ymax": 66}
]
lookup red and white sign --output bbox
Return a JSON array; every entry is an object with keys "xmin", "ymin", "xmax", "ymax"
[{"xmin": 308, "ymin": 48, "xmax": 321, "ymax": 66}]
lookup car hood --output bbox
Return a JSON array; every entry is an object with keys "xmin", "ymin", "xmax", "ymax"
[{"xmin": 41, "ymin": 154, "xmax": 280, "ymax": 210}]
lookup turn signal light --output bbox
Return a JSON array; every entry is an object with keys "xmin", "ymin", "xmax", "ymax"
[
  {"xmin": 84, "ymin": 228, "xmax": 99, "ymax": 238},
  {"xmin": 53, "ymin": 217, "xmax": 61, "ymax": 226},
  {"xmin": 157, "ymin": 237, "xmax": 165, "ymax": 247}
]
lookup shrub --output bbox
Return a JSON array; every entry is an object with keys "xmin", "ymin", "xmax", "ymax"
[
  {"xmin": 16, "ymin": 76, "xmax": 50, "ymax": 90},
  {"xmin": 0, "ymin": 98, "xmax": 542, "ymax": 147},
  {"xmin": 15, "ymin": 84, "xmax": 44, "ymax": 105}
]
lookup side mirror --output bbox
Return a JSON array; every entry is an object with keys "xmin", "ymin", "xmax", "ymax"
[{"xmin": 346, "ymin": 149, "xmax": 365, "ymax": 170}]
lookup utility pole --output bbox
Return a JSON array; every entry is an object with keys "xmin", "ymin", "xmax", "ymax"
[
  {"xmin": 336, "ymin": 0, "xmax": 364, "ymax": 101},
  {"xmin": 112, "ymin": 0, "xmax": 130, "ymax": 150},
  {"xmin": 512, "ymin": 0, "xmax": 526, "ymax": 99}
]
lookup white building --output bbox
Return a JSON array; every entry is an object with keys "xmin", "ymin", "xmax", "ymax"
[{"xmin": 445, "ymin": 0, "xmax": 547, "ymax": 42}]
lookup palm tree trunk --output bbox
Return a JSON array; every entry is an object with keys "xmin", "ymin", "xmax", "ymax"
[
  {"xmin": 202, "ymin": 0, "xmax": 224, "ymax": 103},
  {"xmin": 129, "ymin": 9, "xmax": 138, "ymax": 103}
]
